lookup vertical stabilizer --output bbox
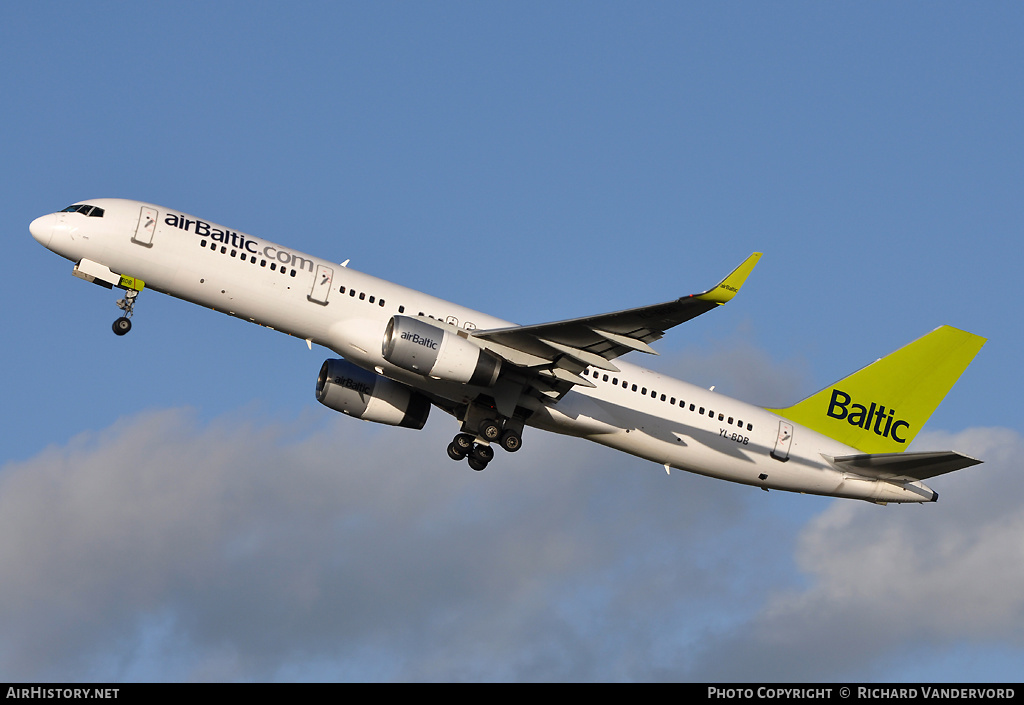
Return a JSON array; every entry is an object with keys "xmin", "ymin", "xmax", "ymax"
[{"xmin": 768, "ymin": 326, "xmax": 985, "ymax": 453}]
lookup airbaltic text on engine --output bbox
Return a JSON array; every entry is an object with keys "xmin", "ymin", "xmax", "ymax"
[
  {"xmin": 826, "ymin": 388, "xmax": 910, "ymax": 443},
  {"xmin": 331, "ymin": 374, "xmax": 373, "ymax": 396},
  {"xmin": 401, "ymin": 331, "xmax": 439, "ymax": 350}
]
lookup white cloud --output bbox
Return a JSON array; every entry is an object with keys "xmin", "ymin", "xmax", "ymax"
[
  {"xmin": 685, "ymin": 427, "xmax": 1024, "ymax": 681},
  {"xmin": 0, "ymin": 406, "xmax": 770, "ymax": 681}
]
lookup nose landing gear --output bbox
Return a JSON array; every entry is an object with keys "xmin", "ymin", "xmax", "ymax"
[{"xmin": 112, "ymin": 289, "xmax": 139, "ymax": 336}]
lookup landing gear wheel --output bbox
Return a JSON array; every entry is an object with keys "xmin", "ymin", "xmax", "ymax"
[
  {"xmin": 500, "ymin": 429, "xmax": 522, "ymax": 453},
  {"xmin": 479, "ymin": 419, "xmax": 501, "ymax": 443},
  {"xmin": 467, "ymin": 444, "xmax": 494, "ymax": 471},
  {"xmin": 453, "ymin": 433, "xmax": 475, "ymax": 454},
  {"xmin": 447, "ymin": 442, "xmax": 467, "ymax": 461},
  {"xmin": 112, "ymin": 317, "xmax": 132, "ymax": 336},
  {"xmin": 471, "ymin": 444, "xmax": 494, "ymax": 463}
]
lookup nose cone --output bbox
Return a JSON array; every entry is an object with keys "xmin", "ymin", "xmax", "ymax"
[{"xmin": 30, "ymin": 214, "xmax": 54, "ymax": 248}]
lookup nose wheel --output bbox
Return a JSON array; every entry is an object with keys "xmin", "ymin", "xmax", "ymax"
[
  {"xmin": 112, "ymin": 317, "xmax": 132, "ymax": 335},
  {"xmin": 112, "ymin": 289, "xmax": 139, "ymax": 336}
]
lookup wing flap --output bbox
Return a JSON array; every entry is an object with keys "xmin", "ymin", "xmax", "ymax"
[
  {"xmin": 591, "ymin": 328, "xmax": 659, "ymax": 355},
  {"xmin": 830, "ymin": 451, "xmax": 982, "ymax": 482},
  {"xmin": 538, "ymin": 338, "xmax": 622, "ymax": 371},
  {"xmin": 537, "ymin": 366, "xmax": 596, "ymax": 388}
]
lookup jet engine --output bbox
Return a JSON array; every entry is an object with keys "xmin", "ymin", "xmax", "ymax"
[
  {"xmin": 382, "ymin": 315, "xmax": 502, "ymax": 387},
  {"xmin": 316, "ymin": 358, "xmax": 430, "ymax": 429}
]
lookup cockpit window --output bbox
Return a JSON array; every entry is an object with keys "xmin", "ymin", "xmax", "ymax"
[{"xmin": 60, "ymin": 204, "xmax": 104, "ymax": 217}]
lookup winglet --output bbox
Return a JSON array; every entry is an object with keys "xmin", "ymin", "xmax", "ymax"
[{"xmin": 695, "ymin": 252, "xmax": 762, "ymax": 304}]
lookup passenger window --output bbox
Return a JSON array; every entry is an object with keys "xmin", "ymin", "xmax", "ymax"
[
  {"xmin": 632, "ymin": 384, "xmax": 637, "ymax": 392},
  {"xmin": 747, "ymin": 423, "xmax": 753, "ymax": 431},
  {"xmin": 399, "ymin": 306, "xmax": 405, "ymax": 313}
]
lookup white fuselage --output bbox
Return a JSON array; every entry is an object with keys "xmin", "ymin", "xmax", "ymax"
[{"xmin": 30, "ymin": 199, "xmax": 937, "ymax": 503}]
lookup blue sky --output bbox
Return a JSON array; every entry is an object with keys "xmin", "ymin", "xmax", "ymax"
[{"xmin": 2, "ymin": 2, "xmax": 1022, "ymax": 682}]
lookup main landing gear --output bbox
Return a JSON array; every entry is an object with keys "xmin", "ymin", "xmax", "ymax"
[
  {"xmin": 446, "ymin": 417, "xmax": 523, "ymax": 472},
  {"xmin": 112, "ymin": 289, "xmax": 139, "ymax": 336}
]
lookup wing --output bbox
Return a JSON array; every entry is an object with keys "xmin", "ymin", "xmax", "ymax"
[{"xmin": 471, "ymin": 252, "xmax": 761, "ymax": 397}]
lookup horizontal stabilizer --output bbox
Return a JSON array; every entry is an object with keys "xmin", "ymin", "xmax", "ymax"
[{"xmin": 830, "ymin": 450, "xmax": 981, "ymax": 482}]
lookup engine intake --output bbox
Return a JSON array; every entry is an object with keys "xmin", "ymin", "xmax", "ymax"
[
  {"xmin": 382, "ymin": 315, "xmax": 502, "ymax": 387},
  {"xmin": 316, "ymin": 358, "xmax": 430, "ymax": 429}
]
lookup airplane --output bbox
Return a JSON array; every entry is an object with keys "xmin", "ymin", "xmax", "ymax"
[{"xmin": 29, "ymin": 199, "xmax": 987, "ymax": 504}]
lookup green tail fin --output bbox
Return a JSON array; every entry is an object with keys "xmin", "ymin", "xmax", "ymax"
[{"xmin": 768, "ymin": 326, "xmax": 986, "ymax": 453}]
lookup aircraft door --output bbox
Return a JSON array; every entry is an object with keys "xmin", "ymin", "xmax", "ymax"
[
  {"xmin": 132, "ymin": 206, "xmax": 158, "ymax": 247},
  {"xmin": 308, "ymin": 264, "xmax": 333, "ymax": 305},
  {"xmin": 771, "ymin": 420, "xmax": 793, "ymax": 462}
]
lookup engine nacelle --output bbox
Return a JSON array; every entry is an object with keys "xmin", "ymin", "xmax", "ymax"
[
  {"xmin": 382, "ymin": 315, "xmax": 502, "ymax": 387},
  {"xmin": 316, "ymin": 358, "xmax": 430, "ymax": 429}
]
